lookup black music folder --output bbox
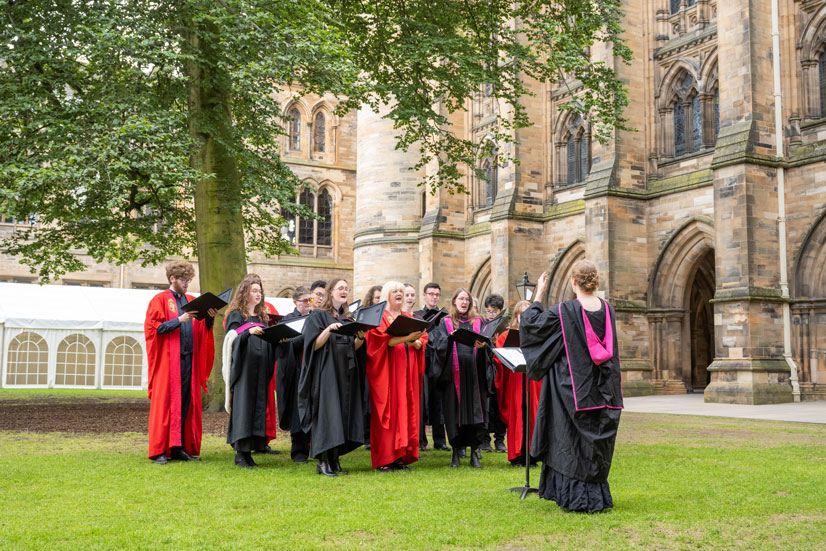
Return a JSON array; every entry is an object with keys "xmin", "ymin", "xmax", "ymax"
[
  {"xmin": 256, "ymin": 315, "xmax": 307, "ymax": 343},
  {"xmin": 384, "ymin": 315, "xmax": 429, "ymax": 337},
  {"xmin": 502, "ymin": 329, "xmax": 520, "ymax": 348},
  {"xmin": 348, "ymin": 300, "xmax": 361, "ymax": 314},
  {"xmin": 449, "ymin": 316, "xmax": 502, "ymax": 348},
  {"xmin": 332, "ymin": 301, "xmax": 387, "ymax": 336},
  {"xmin": 424, "ymin": 308, "xmax": 449, "ymax": 332},
  {"xmin": 181, "ymin": 288, "xmax": 233, "ymax": 320}
]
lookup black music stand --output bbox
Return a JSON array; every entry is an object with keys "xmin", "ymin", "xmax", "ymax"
[{"xmin": 509, "ymin": 368, "xmax": 538, "ymax": 499}]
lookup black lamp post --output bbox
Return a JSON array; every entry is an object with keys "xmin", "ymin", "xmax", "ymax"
[
  {"xmin": 514, "ymin": 271, "xmax": 536, "ymax": 302},
  {"xmin": 509, "ymin": 271, "xmax": 538, "ymax": 500}
]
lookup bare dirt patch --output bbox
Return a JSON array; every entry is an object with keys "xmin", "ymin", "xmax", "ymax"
[{"xmin": 0, "ymin": 396, "xmax": 230, "ymax": 436}]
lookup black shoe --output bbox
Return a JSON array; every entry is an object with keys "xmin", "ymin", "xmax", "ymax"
[
  {"xmin": 458, "ymin": 448, "xmax": 466, "ymax": 458},
  {"xmin": 235, "ymin": 451, "xmax": 255, "ymax": 468},
  {"xmin": 316, "ymin": 461, "xmax": 337, "ymax": 477},
  {"xmin": 377, "ymin": 465, "xmax": 393, "ymax": 472},
  {"xmin": 479, "ymin": 441, "xmax": 493, "ymax": 453},
  {"xmin": 469, "ymin": 447, "xmax": 482, "ymax": 469},
  {"xmin": 255, "ymin": 445, "xmax": 280, "ymax": 455},
  {"xmin": 450, "ymin": 448, "xmax": 460, "ymax": 468},
  {"xmin": 494, "ymin": 440, "xmax": 507, "ymax": 453},
  {"xmin": 151, "ymin": 454, "xmax": 168, "ymax": 465},
  {"xmin": 419, "ymin": 444, "xmax": 427, "ymax": 451},
  {"xmin": 434, "ymin": 444, "xmax": 450, "ymax": 451},
  {"xmin": 170, "ymin": 448, "xmax": 200, "ymax": 461},
  {"xmin": 329, "ymin": 450, "xmax": 348, "ymax": 475},
  {"xmin": 292, "ymin": 456, "xmax": 309, "ymax": 464},
  {"xmin": 364, "ymin": 442, "xmax": 371, "ymax": 450},
  {"xmin": 392, "ymin": 459, "xmax": 410, "ymax": 471}
]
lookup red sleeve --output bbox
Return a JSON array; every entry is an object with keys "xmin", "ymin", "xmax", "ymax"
[
  {"xmin": 494, "ymin": 331, "xmax": 509, "ymax": 424},
  {"xmin": 144, "ymin": 294, "xmax": 169, "ymax": 400},
  {"xmin": 365, "ymin": 313, "xmax": 393, "ymax": 427}
]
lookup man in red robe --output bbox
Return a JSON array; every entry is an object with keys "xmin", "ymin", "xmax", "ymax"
[{"xmin": 144, "ymin": 261, "xmax": 215, "ymax": 464}]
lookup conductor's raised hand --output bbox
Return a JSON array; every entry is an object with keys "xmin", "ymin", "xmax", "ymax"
[
  {"xmin": 178, "ymin": 311, "xmax": 195, "ymax": 323},
  {"xmin": 534, "ymin": 271, "xmax": 550, "ymax": 301},
  {"xmin": 249, "ymin": 326, "xmax": 264, "ymax": 336}
]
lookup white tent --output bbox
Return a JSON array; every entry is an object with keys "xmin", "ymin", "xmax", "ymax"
[{"xmin": 0, "ymin": 283, "xmax": 295, "ymax": 391}]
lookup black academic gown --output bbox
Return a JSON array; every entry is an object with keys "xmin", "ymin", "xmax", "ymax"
[
  {"xmin": 520, "ymin": 299, "xmax": 623, "ymax": 513},
  {"xmin": 226, "ymin": 311, "xmax": 275, "ymax": 452},
  {"xmin": 430, "ymin": 317, "xmax": 489, "ymax": 449},
  {"xmin": 275, "ymin": 309, "xmax": 305, "ymax": 433},
  {"xmin": 298, "ymin": 308, "xmax": 366, "ymax": 458}
]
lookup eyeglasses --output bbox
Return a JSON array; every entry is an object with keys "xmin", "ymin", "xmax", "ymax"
[
  {"xmin": 177, "ymin": 278, "xmax": 192, "ymax": 284},
  {"xmin": 485, "ymin": 308, "xmax": 501, "ymax": 316},
  {"xmin": 425, "ymin": 291, "xmax": 440, "ymax": 296},
  {"xmin": 297, "ymin": 297, "xmax": 314, "ymax": 304}
]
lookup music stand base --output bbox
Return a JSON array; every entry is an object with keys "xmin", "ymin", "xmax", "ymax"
[{"xmin": 509, "ymin": 485, "xmax": 539, "ymax": 500}]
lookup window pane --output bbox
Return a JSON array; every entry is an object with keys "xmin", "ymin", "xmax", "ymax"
[
  {"xmin": 714, "ymin": 88, "xmax": 720, "ymax": 138},
  {"xmin": 317, "ymin": 189, "xmax": 333, "ymax": 246},
  {"xmin": 298, "ymin": 188, "xmax": 314, "ymax": 245},
  {"xmin": 674, "ymin": 101, "xmax": 686, "ymax": 156},
  {"xmin": 314, "ymin": 112, "xmax": 326, "ymax": 153},
  {"xmin": 289, "ymin": 109, "xmax": 301, "ymax": 150},
  {"xmin": 820, "ymin": 51, "xmax": 826, "ymax": 118},
  {"xmin": 671, "ymin": 0, "xmax": 681, "ymax": 14},
  {"xmin": 566, "ymin": 136, "xmax": 576, "ymax": 185},
  {"xmin": 579, "ymin": 134, "xmax": 589, "ymax": 183},
  {"xmin": 691, "ymin": 94, "xmax": 702, "ymax": 151}
]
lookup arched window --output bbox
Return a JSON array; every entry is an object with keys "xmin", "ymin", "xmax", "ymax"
[
  {"xmin": 298, "ymin": 188, "xmax": 314, "ymax": 245},
  {"xmin": 481, "ymin": 159, "xmax": 497, "ymax": 207},
  {"xmin": 691, "ymin": 94, "xmax": 702, "ymax": 151},
  {"xmin": 288, "ymin": 108, "xmax": 301, "ymax": 150},
  {"xmin": 819, "ymin": 50, "xmax": 826, "ymax": 117},
  {"xmin": 314, "ymin": 112, "xmax": 326, "ymax": 153},
  {"xmin": 317, "ymin": 188, "xmax": 333, "ymax": 246},
  {"xmin": 56, "ymin": 333, "xmax": 96, "ymax": 386},
  {"xmin": 671, "ymin": 72, "xmax": 706, "ymax": 157},
  {"xmin": 104, "ymin": 336, "xmax": 142, "ymax": 388},
  {"xmin": 674, "ymin": 101, "xmax": 686, "ymax": 156},
  {"xmin": 670, "ymin": 0, "xmax": 681, "ymax": 14},
  {"xmin": 714, "ymin": 87, "xmax": 720, "ymax": 137},
  {"xmin": 6, "ymin": 332, "xmax": 48, "ymax": 385},
  {"xmin": 562, "ymin": 116, "xmax": 590, "ymax": 186},
  {"xmin": 291, "ymin": 185, "xmax": 335, "ymax": 252}
]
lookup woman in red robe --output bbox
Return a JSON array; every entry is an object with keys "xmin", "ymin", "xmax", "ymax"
[
  {"xmin": 493, "ymin": 300, "xmax": 541, "ymax": 467},
  {"xmin": 365, "ymin": 281, "xmax": 427, "ymax": 471}
]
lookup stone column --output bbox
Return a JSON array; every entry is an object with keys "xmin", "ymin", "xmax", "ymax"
[
  {"xmin": 701, "ymin": 93, "xmax": 716, "ymax": 148},
  {"xmin": 801, "ymin": 59, "xmax": 819, "ymax": 120},
  {"xmin": 353, "ymin": 103, "xmax": 423, "ymax": 298},
  {"xmin": 706, "ymin": 0, "xmax": 791, "ymax": 404},
  {"xmin": 660, "ymin": 107, "xmax": 675, "ymax": 158}
]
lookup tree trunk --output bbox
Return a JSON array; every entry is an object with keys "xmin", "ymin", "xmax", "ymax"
[{"xmin": 185, "ymin": 24, "xmax": 248, "ymax": 412}]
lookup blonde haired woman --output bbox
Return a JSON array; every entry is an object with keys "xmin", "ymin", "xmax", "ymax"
[
  {"xmin": 365, "ymin": 281, "xmax": 426, "ymax": 471},
  {"xmin": 520, "ymin": 260, "xmax": 623, "ymax": 512}
]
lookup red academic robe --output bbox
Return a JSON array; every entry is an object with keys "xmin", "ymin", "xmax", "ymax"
[
  {"xmin": 365, "ymin": 312, "xmax": 428, "ymax": 468},
  {"xmin": 144, "ymin": 290, "xmax": 215, "ymax": 458},
  {"xmin": 263, "ymin": 301, "xmax": 279, "ymax": 443},
  {"xmin": 494, "ymin": 329, "xmax": 541, "ymax": 462}
]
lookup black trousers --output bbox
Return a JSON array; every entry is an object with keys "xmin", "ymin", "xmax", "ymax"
[
  {"xmin": 421, "ymin": 376, "xmax": 446, "ymax": 447},
  {"xmin": 179, "ymin": 353, "xmax": 193, "ymax": 447},
  {"xmin": 290, "ymin": 430, "xmax": 310, "ymax": 461}
]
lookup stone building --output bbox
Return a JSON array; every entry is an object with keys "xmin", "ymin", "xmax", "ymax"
[
  {"xmin": 352, "ymin": 0, "xmax": 826, "ymax": 404},
  {"xmin": 2, "ymin": 1, "xmax": 825, "ymax": 403}
]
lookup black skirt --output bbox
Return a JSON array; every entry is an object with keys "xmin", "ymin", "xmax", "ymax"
[{"xmin": 537, "ymin": 465, "xmax": 613, "ymax": 513}]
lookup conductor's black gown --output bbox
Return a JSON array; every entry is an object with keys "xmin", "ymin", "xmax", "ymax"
[
  {"xmin": 275, "ymin": 309, "xmax": 310, "ymax": 461},
  {"xmin": 520, "ymin": 299, "xmax": 623, "ymax": 513},
  {"xmin": 225, "ymin": 310, "xmax": 275, "ymax": 452},
  {"xmin": 298, "ymin": 308, "xmax": 366, "ymax": 459},
  {"xmin": 429, "ymin": 317, "xmax": 489, "ymax": 449}
]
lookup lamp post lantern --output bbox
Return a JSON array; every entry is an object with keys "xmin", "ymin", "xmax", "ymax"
[{"xmin": 514, "ymin": 271, "xmax": 536, "ymax": 302}]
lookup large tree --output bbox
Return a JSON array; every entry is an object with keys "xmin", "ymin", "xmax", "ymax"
[{"xmin": 0, "ymin": 0, "xmax": 630, "ymax": 409}]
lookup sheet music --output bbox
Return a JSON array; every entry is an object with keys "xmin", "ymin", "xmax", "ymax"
[
  {"xmin": 285, "ymin": 317, "xmax": 306, "ymax": 334},
  {"xmin": 494, "ymin": 347, "xmax": 526, "ymax": 369}
]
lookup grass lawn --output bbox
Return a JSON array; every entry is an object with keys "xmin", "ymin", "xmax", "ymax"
[{"xmin": 0, "ymin": 394, "xmax": 825, "ymax": 550}]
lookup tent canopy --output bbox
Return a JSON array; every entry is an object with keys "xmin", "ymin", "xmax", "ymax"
[{"xmin": 0, "ymin": 283, "xmax": 295, "ymax": 331}]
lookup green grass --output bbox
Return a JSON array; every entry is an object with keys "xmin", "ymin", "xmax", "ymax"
[
  {"xmin": 1, "ymin": 403, "xmax": 825, "ymax": 550},
  {"xmin": 0, "ymin": 388, "xmax": 147, "ymax": 402}
]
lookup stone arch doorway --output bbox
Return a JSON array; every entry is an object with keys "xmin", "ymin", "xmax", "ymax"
[
  {"xmin": 687, "ymin": 249, "xmax": 715, "ymax": 391},
  {"xmin": 547, "ymin": 239, "xmax": 584, "ymax": 306},
  {"xmin": 648, "ymin": 218, "xmax": 715, "ymax": 393},
  {"xmin": 469, "ymin": 257, "xmax": 492, "ymax": 306}
]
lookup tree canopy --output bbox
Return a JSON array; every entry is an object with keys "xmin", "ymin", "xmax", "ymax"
[{"xmin": 1, "ymin": 0, "xmax": 630, "ymax": 281}]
